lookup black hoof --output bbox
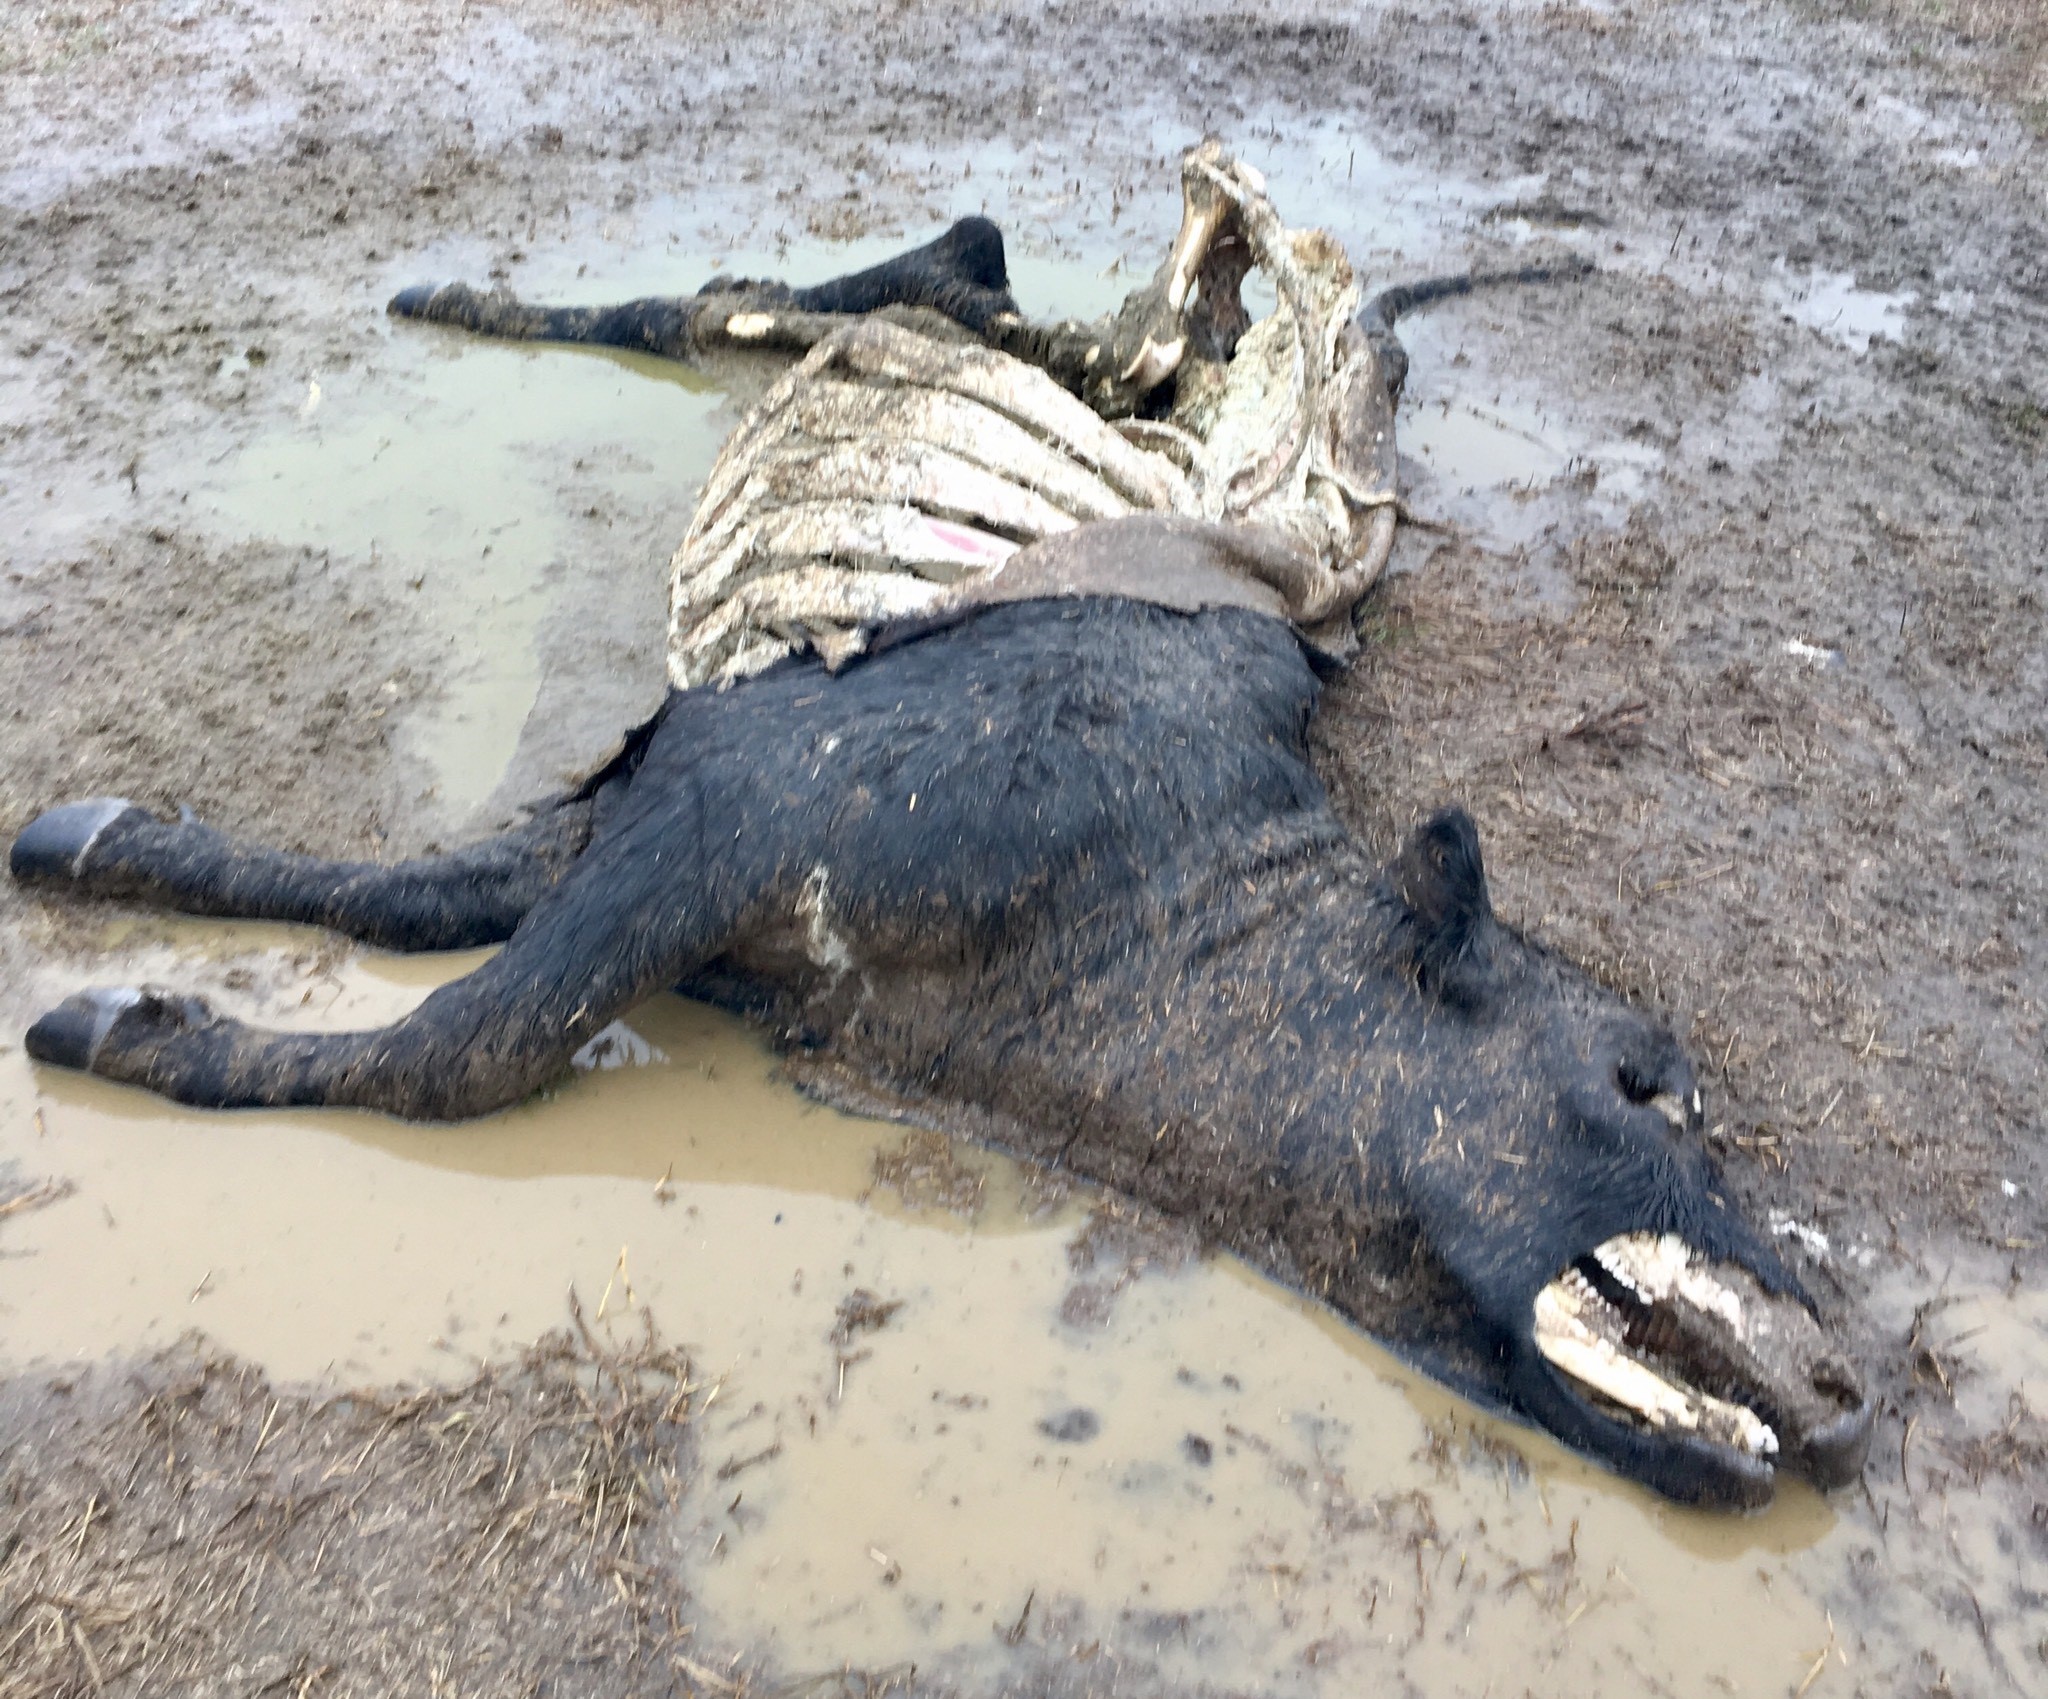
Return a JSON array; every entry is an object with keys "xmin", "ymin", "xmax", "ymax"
[
  {"xmin": 26, "ymin": 987, "xmax": 145, "ymax": 1071},
  {"xmin": 387, "ymin": 283, "xmax": 445, "ymax": 318},
  {"xmin": 9, "ymin": 797, "xmax": 147, "ymax": 884},
  {"xmin": 1799, "ymin": 1394, "xmax": 1878, "ymax": 1491},
  {"xmin": 932, "ymin": 215, "xmax": 1010, "ymax": 293},
  {"xmin": 25, "ymin": 986, "xmax": 213, "ymax": 1073}
]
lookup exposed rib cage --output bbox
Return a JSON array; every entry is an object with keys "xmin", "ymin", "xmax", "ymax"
[{"xmin": 666, "ymin": 143, "xmax": 1401, "ymax": 690}]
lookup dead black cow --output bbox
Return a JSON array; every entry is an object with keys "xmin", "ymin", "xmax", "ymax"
[{"xmin": 13, "ymin": 592, "xmax": 1872, "ymax": 1508}]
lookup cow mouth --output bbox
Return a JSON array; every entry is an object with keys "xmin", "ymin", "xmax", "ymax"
[{"xmin": 1532, "ymin": 1232, "xmax": 1873, "ymax": 1493}]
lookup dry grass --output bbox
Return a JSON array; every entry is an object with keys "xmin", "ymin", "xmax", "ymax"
[
  {"xmin": 1939, "ymin": 1390, "xmax": 2048, "ymax": 1485},
  {"xmin": 866, "ymin": 1128, "xmax": 989, "ymax": 1218},
  {"xmin": 0, "ymin": 1301, "xmax": 711, "ymax": 1699},
  {"xmin": 0, "ymin": 1178, "xmax": 74, "ymax": 1220},
  {"xmin": 0, "ymin": 1303, "xmax": 956, "ymax": 1699},
  {"xmin": 1057, "ymin": 1200, "xmax": 1199, "ymax": 1329}
]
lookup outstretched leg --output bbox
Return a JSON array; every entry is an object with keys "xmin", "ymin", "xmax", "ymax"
[
  {"xmin": 22, "ymin": 787, "xmax": 760, "ymax": 1119},
  {"xmin": 10, "ymin": 795, "xmax": 598, "ymax": 951},
  {"xmin": 387, "ymin": 216, "xmax": 1022, "ymax": 359}
]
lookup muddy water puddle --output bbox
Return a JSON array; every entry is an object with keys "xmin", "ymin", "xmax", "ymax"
[
  {"xmin": 3, "ymin": 927, "xmax": 1853, "ymax": 1696},
  {"xmin": 170, "ymin": 336, "xmax": 736, "ymax": 815},
  {"xmin": 1767, "ymin": 263, "xmax": 1915, "ymax": 354}
]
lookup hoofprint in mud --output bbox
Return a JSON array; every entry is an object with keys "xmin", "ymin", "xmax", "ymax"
[{"xmin": 10, "ymin": 149, "xmax": 1873, "ymax": 1509}]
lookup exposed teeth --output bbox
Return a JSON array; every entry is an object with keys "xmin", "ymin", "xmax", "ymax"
[
  {"xmin": 1591, "ymin": 1244, "xmax": 1644, "ymax": 1300},
  {"xmin": 1534, "ymin": 1280, "xmax": 1778, "ymax": 1458},
  {"xmin": 1595, "ymin": 1232, "xmax": 1745, "ymax": 1335},
  {"xmin": 1119, "ymin": 335, "xmax": 1186, "ymax": 389}
]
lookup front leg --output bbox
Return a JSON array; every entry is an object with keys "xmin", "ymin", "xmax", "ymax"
[
  {"xmin": 10, "ymin": 793, "xmax": 602, "ymax": 951},
  {"xmin": 22, "ymin": 778, "xmax": 766, "ymax": 1119},
  {"xmin": 388, "ymin": 216, "xmax": 1022, "ymax": 358}
]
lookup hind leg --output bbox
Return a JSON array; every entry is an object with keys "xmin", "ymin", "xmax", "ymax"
[
  {"xmin": 21, "ymin": 790, "xmax": 758, "ymax": 1119},
  {"xmin": 387, "ymin": 216, "xmax": 1022, "ymax": 358},
  {"xmin": 10, "ymin": 794, "xmax": 599, "ymax": 951}
]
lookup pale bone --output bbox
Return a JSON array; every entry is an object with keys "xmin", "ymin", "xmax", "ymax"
[
  {"xmin": 687, "ymin": 339, "xmax": 844, "ymax": 531},
  {"xmin": 698, "ymin": 440, "xmax": 1079, "ymax": 553},
  {"xmin": 752, "ymin": 500, "xmax": 1016, "ymax": 584},
  {"xmin": 1592, "ymin": 1231, "xmax": 1746, "ymax": 1334},
  {"xmin": 1163, "ymin": 145, "xmax": 1236, "ymax": 313},
  {"xmin": 1650, "ymin": 1092, "xmax": 1689, "ymax": 1130},
  {"xmin": 821, "ymin": 320, "xmax": 1192, "ymax": 512},
  {"xmin": 673, "ymin": 500, "xmax": 1016, "ymax": 637},
  {"xmin": 1113, "ymin": 417, "xmax": 1209, "ymax": 477},
  {"xmin": 1120, "ymin": 334, "xmax": 1186, "ymax": 391},
  {"xmin": 1132, "ymin": 150, "xmax": 1399, "ymax": 625},
  {"xmin": 1143, "ymin": 138, "xmax": 1259, "ymax": 386},
  {"xmin": 671, "ymin": 381, "xmax": 1129, "ymax": 615},
  {"xmin": 670, "ymin": 564, "xmax": 952, "ymax": 689},
  {"xmin": 690, "ymin": 324, "xmax": 1182, "ymax": 532},
  {"xmin": 668, "ymin": 326, "xmax": 1155, "ymax": 686},
  {"xmin": 783, "ymin": 383, "xmax": 1137, "ymax": 523},
  {"xmin": 1534, "ymin": 1274, "xmax": 1778, "ymax": 1457},
  {"xmin": 1169, "ymin": 162, "xmax": 1403, "ymax": 623}
]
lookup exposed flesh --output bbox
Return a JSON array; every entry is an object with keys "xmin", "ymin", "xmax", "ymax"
[{"xmin": 1532, "ymin": 1233, "xmax": 1780, "ymax": 1460}]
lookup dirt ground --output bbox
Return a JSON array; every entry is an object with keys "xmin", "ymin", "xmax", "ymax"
[{"xmin": 0, "ymin": 0, "xmax": 2043, "ymax": 1694}]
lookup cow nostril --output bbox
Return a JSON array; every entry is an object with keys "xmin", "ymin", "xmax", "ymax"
[
  {"xmin": 1615, "ymin": 1060, "xmax": 1658, "ymax": 1106},
  {"xmin": 1812, "ymin": 1357, "xmax": 1864, "ymax": 1409}
]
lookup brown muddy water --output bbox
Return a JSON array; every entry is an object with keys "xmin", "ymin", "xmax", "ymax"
[{"xmin": 3, "ymin": 167, "xmax": 2037, "ymax": 1695}]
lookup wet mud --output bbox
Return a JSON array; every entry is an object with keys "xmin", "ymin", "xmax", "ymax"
[{"xmin": 2, "ymin": 0, "xmax": 2044, "ymax": 1694}]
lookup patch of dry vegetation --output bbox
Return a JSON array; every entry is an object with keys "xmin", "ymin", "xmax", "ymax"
[
  {"xmin": 0, "ymin": 1303, "xmax": 713, "ymax": 1698},
  {"xmin": 866, "ymin": 1128, "xmax": 988, "ymax": 1218}
]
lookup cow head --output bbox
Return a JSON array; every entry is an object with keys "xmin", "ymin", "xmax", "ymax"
[{"xmin": 1374, "ymin": 809, "xmax": 1873, "ymax": 1507}]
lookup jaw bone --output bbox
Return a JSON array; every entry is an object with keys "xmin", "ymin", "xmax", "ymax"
[
  {"xmin": 1533, "ymin": 1236, "xmax": 1780, "ymax": 1460},
  {"xmin": 1163, "ymin": 140, "xmax": 1242, "ymax": 313},
  {"xmin": 1586, "ymin": 1229, "xmax": 1746, "ymax": 1333}
]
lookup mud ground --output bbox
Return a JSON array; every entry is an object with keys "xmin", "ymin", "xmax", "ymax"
[{"xmin": 0, "ymin": 0, "xmax": 2043, "ymax": 1694}]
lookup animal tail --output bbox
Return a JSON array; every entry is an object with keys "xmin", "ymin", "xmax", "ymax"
[
  {"xmin": 1357, "ymin": 255, "xmax": 1596, "ymax": 398},
  {"xmin": 1357, "ymin": 255, "xmax": 1597, "ymax": 336}
]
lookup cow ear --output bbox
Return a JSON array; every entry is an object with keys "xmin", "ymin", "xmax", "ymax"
[{"xmin": 1387, "ymin": 807, "xmax": 1498, "ymax": 1009}]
